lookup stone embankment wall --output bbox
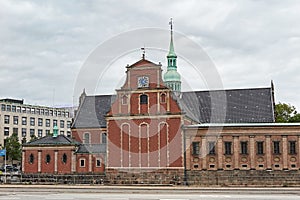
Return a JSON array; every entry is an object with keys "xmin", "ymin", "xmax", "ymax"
[
  {"xmin": 186, "ymin": 170, "xmax": 300, "ymax": 186},
  {"xmin": 11, "ymin": 170, "xmax": 300, "ymax": 186}
]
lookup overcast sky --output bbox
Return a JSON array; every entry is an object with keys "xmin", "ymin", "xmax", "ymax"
[{"xmin": 1, "ymin": 0, "xmax": 300, "ymax": 111}]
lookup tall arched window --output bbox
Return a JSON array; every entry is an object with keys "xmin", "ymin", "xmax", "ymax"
[
  {"xmin": 46, "ymin": 154, "xmax": 51, "ymax": 164},
  {"xmin": 140, "ymin": 94, "xmax": 148, "ymax": 104},
  {"xmin": 84, "ymin": 132, "xmax": 90, "ymax": 144},
  {"xmin": 62, "ymin": 153, "xmax": 67, "ymax": 164},
  {"xmin": 29, "ymin": 154, "xmax": 34, "ymax": 164}
]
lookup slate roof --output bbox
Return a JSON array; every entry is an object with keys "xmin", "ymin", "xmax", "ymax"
[
  {"xmin": 76, "ymin": 144, "xmax": 107, "ymax": 154},
  {"xmin": 23, "ymin": 135, "xmax": 78, "ymax": 146},
  {"xmin": 72, "ymin": 87, "xmax": 275, "ymax": 128},
  {"xmin": 72, "ymin": 95, "xmax": 115, "ymax": 128},
  {"xmin": 179, "ymin": 87, "xmax": 275, "ymax": 123}
]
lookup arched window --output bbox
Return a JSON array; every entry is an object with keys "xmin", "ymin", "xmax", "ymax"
[
  {"xmin": 62, "ymin": 153, "xmax": 67, "ymax": 164},
  {"xmin": 102, "ymin": 133, "xmax": 107, "ymax": 143},
  {"xmin": 29, "ymin": 154, "xmax": 34, "ymax": 164},
  {"xmin": 84, "ymin": 132, "xmax": 90, "ymax": 144},
  {"xmin": 122, "ymin": 95, "xmax": 128, "ymax": 105},
  {"xmin": 160, "ymin": 93, "xmax": 166, "ymax": 103},
  {"xmin": 46, "ymin": 154, "xmax": 51, "ymax": 164},
  {"xmin": 140, "ymin": 94, "xmax": 148, "ymax": 104}
]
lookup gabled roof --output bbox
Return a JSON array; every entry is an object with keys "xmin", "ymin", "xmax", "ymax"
[
  {"xmin": 76, "ymin": 144, "xmax": 106, "ymax": 154},
  {"xmin": 23, "ymin": 135, "xmax": 78, "ymax": 146},
  {"xmin": 72, "ymin": 95, "xmax": 115, "ymax": 129},
  {"xmin": 180, "ymin": 87, "xmax": 275, "ymax": 123},
  {"xmin": 128, "ymin": 58, "xmax": 160, "ymax": 68},
  {"xmin": 72, "ymin": 87, "xmax": 275, "ymax": 129}
]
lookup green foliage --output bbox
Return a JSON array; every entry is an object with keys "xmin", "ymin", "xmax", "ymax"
[
  {"xmin": 4, "ymin": 133, "xmax": 22, "ymax": 163},
  {"xmin": 275, "ymin": 102, "xmax": 300, "ymax": 123}
]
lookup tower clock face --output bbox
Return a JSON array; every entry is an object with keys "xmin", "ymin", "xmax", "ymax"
[{"xmin": 138, "ymin": 76, "xmax": 149, "ymax": 88}]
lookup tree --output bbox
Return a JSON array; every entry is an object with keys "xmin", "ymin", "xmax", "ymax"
[
  {"xmin": 4, "ymin": 133, "xmax": 21, "ymax": 164},
  {"xmin": 275, "ymin": 102, "xmax": 300, "ymax": 123}
]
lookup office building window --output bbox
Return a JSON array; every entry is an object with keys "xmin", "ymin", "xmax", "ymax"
[
  {"xmin": 67, "ymin": 131, "xmax": 71, "ymax": 137},
  {"xmin": 40, "ymin": 109, "xmax": 44, "ymax": 115},
  {"xmin": 13, "ymin": 116, "xmax": 18, "ymax": 125},
  {"xmin": 46, "ymin": 119, "xmax": 50, "ymax": 127},
  {"xmin": 31, "ymin": 108, "xmax": 35, "ymax": 114},
  {"xmin": 208, "ymin": 142, "xmax": 216, "ymax": 155},
  {"xmin": 22, "ymin": 117, "xmax": 27, "ymax": 125},
  {"xmin": 30, "ymin": 117, "xmax": 35, "ymax": 126},
  {"xmin": 4, "ymin": 127, "xmax": 9, "ymax": 136},
  {"xmin": 46, "ymin": 130, "xmax": 50, "ymax": 135},
  {"xmin": 4, "ymin": 115, "xmax": 10, "ymax": 124},
  {"xmin": 6, "ymin": 105, "xmax": 11, "ymax": 112},
  {"xmin": 289, "ymin": 141, "xmax": 296, "ymax": 155},
  {"xmin": 273, "ymin": 141, "xmax": 280, "ymax": 154},
  {"xmin": 49, "ymin": 110, "xmax": 53, "ymax": 116},
  {"xmin": 30, "ymin": 129, "xmax": 35, "ymax": 137},
  {"xmin": 22, "ymin": 107, "xmax": 26, "ymax": 113},
  {"xmin": 12, "ymin": 106, "xmax": 16, "ymax": 112},
  {"xmin": 38, "ymin": 129, "xmax": 43, "ymax": 137},
  {"xmin": 60, "ymin": 120, "xmax": 64, "ymax": 128},
  {"xmin": 16, "ymin": 106, "xmax": 21, "ymax": 112},
  {"xmin": 241, "ymin": 141, "xmax": 248, "ymax": 154},
  {"xmin": 45, "ymin": 109, "xmax": 49, "ymax": 116},
  {"xmin": 257, "ymin": 141, "xmax": 264, "ymax": 155},
  {"xmin": 53, "ymin": 119, "xmax": 57, "ymax": 127},
  {"xmin": 58, "ymin": 111, "xmax": 61, "ymax": 117},
  {"xmin": 38, "ymin": 118, "xmax": 43, "ymax": 126},
  {"xmin": 66, "ymin": 112, "xmax": 69, "ymax": 117},
  {"xmin": 1, "ymin": 104, "xmax": 5, "ymax": 111},
  {"xmin": 60, "ymin": 131, "xmax": 64, "ymax": 135},
  {"xmin": 13, "ymin": 127, "xmax": 18, "ymax": 134},
  {"xmin": 67, "ymin": 121, "xmax": 71, "ymax": 128},
  {"xmin": 224, "ymin": 142, "xmax": 232, "ymax": 155},
  {"xmin": 22, "ymin": 128, "xmax": 27, "ymax": 137},
  {"xmin": 192, "ymin": 142, "xmax": 200, "ymax": 155}
]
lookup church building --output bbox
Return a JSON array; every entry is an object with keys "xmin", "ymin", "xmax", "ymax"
[{"xmin": 22, "ymin": 22, "xmax": 300, "ymax": 186}]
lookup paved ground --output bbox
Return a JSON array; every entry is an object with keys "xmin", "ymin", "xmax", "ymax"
[{"xmin": 0, "ymin": 185, "xmax": 300, "ymax": 199}]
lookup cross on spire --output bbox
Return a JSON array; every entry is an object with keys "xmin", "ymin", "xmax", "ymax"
[
  {"xmin": 141, "ymin": 47, "xmax": 145, "ymax": 59},
  {"xmin": 169, "ymin": 18, "xmax": 173, "ymax": 33}
]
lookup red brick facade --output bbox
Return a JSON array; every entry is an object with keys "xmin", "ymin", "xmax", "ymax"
[
  {"xmin": 107, "ymin": 59, "xmax": 184, "ymax": 170},
  {"xmin": 22, "ymin": 145, "xmax": 76, "ymax": 174}
]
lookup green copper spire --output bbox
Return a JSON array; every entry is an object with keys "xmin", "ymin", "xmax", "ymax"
[
  {"xmin": 164, "ymin": 18, "xmax": 181, "ymax": 92},
  {"xmin": 168, "ymin": 18, "xmax": 176, "ymax": 58}
]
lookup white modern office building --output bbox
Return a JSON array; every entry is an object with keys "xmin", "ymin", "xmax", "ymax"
[{"xmin": 0, "ymin": 98, "xmax": 72, "ymax": 147}]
